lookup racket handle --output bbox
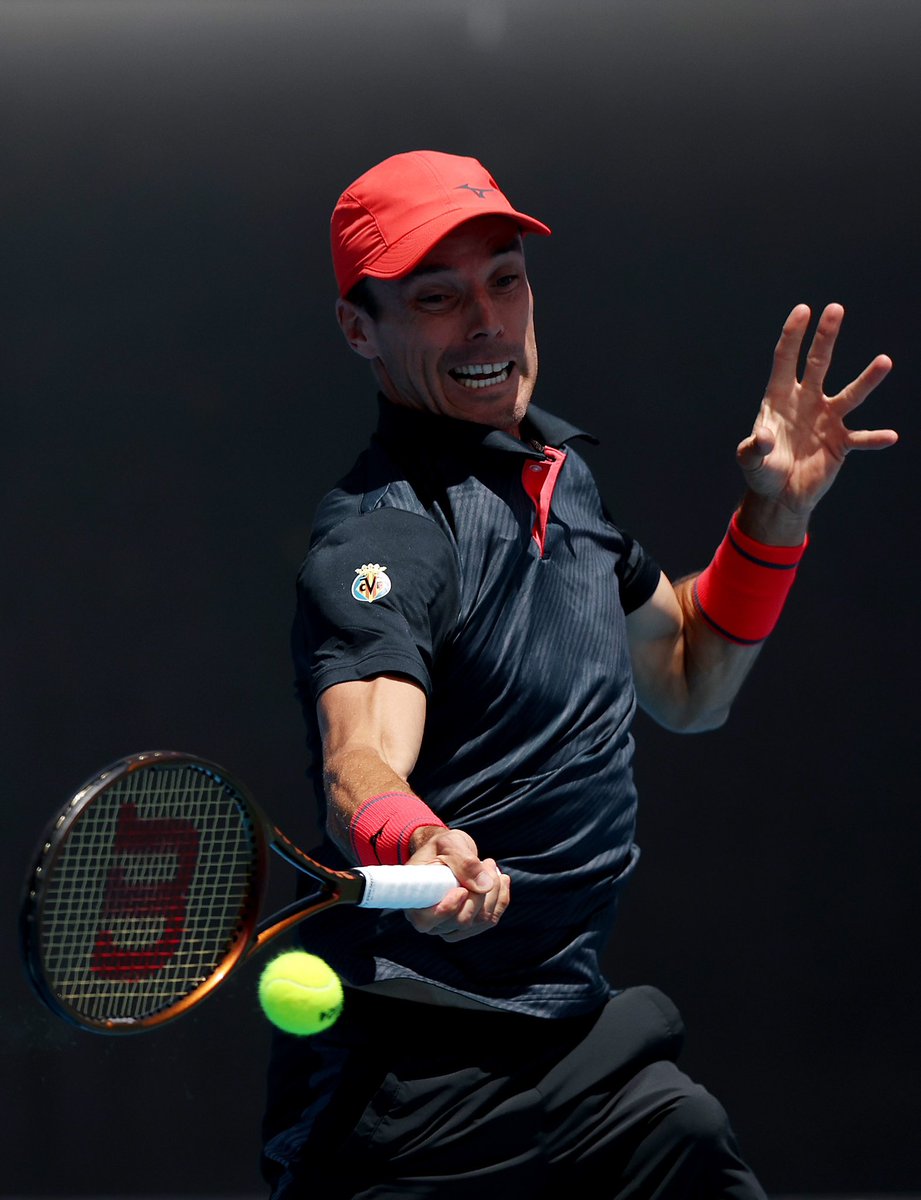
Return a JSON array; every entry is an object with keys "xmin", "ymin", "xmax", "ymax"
[{"xmin": 356, "ymin": 864, "xmax": 459, "ymax": 909}]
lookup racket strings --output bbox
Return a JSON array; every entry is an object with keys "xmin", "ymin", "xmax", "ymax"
[{"xmin": 37, "ymin": 764, "xmax": 259, "ymax": 1024}]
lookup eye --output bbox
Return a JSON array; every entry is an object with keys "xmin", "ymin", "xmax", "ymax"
[
  {"xmin": 416, "ymin": 292, "xmax": 461, "ymax": 317},
  {"xmin": 494, "ymin": 272, "xmax": 520, "ymax": 290}
]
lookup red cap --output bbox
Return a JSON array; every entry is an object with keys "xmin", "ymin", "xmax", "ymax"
[{"xmin": 331, "ymin": 150, "xmax": 552, "ymax": 297}]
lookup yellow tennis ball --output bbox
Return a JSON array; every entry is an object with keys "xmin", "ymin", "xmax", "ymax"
[{"xmin": 258, "ymin": 951, "xmax": 344, "ymax": 1036}]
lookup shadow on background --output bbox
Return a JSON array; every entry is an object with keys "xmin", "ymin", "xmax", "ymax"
[{"xmin": 3, "ymin": 1, "xmax": 918, "ymax": 1195}]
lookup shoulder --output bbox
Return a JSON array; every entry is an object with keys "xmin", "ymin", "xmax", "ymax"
[{"xmin": 303, "ymin": 504, "xmax": 453, "ymax": 569}]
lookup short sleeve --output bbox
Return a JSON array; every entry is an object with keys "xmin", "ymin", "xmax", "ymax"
[
  {"xmin": 292, "ymin": 506, "xmax": 460, "ymax": 705},
  {"xmin": 614, "ymin": 530, "xmax": 662, "ymax": 615}
]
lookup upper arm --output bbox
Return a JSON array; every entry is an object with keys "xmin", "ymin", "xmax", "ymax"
[
  {"xmin": 294, "ymin": 507, "xmax": 461, "ymax": 701},
  {"xmin": 627, "ymin": 567, "xmax": 762, "ymax": 733},
  {"xmin": 317, "ymin": 674, "xmax": 427, "ymax": 782},
  {"xmin": 626, "ymin": 571, "xmax": 694, "ymax": 730}
]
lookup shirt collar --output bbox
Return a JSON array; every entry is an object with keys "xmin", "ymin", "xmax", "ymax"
[{"xmin": 373, "ymin": 395, "xmax": 598, "ymax": 459}]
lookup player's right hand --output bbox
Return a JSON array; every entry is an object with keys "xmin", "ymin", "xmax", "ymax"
[{"xmin": 403, "ymin": 826, "xmax": 510, "ymax": 941}]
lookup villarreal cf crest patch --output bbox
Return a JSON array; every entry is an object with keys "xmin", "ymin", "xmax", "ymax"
[{"xmin": 351, "ymin": 563, "xmax": 391, "ymax": 603}]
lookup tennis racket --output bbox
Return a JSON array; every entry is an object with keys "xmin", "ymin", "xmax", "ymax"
[{"xmin": 20, "ymin": 749, "xmax": 458, "ymax": 1035}]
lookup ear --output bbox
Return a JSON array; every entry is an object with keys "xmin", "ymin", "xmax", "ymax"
[{"xmin": 336, "ymin": 298, "xmax": 380, "ymax": 361}]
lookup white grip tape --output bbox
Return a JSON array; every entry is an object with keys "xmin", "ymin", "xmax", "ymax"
[{"xmin": 356, "ymin": 864, "xmax": 458, "ymax": 908}]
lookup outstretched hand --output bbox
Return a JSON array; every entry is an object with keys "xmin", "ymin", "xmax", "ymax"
[{"xmin": 736, "ymin": 304, "xmax": 897, "ymax": 540}]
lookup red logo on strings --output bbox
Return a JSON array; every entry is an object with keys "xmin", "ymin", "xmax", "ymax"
[{"xmin": 91, "ymin": 802, "xmax": 200, "ymax": 978}]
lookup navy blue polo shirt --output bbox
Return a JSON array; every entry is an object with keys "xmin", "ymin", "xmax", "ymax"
[{"xmin": 291, "ymin": 398, "xmax": 661, "ymax": 1018}]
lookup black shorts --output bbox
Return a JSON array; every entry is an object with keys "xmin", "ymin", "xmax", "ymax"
[{"xmin": 261, "ymin": 984, "xmax": 766, "ymax": 1199}]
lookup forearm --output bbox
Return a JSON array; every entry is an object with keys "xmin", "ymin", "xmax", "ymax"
[
  {"xmin": 668, "ymin": 574, "xmax": 764, "ymax": 731},
  {"xmin": 630, "ymin": 505, "xmax": 806, "ymax": 732},
  {"xmin": 317, "ymin": 676, "xmax": 434, "ymax": 862},
  {"xmin": 316, "ymin": 680, "xmax": 509, "ymax": 936},
  {"xmin": 322, "ymin": 744, "xmax": 424, "ymax": 860}
]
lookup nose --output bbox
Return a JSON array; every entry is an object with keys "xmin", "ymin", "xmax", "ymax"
[{"xmin": 465, "ymin": 288, "xmax": 503, "ymax": 340}]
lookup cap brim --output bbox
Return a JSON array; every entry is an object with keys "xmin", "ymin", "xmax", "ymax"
[{"xmin": 357, "ymin": 208, "xmax": 551, "ymax": 287}]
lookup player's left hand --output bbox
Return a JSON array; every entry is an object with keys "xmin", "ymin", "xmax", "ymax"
[{"xmin": 736, "ymin": 303, "xmax": 897, "ymax": 539}]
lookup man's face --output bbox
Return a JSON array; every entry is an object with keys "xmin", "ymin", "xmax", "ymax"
[{"xmin": 338, "ymin": 215, "xmax": 539, "ymax": 432}]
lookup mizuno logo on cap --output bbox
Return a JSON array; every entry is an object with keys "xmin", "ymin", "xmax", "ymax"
[{"xmin": 456, "ymin": 183, "xmax": 494, "ymax": 199}]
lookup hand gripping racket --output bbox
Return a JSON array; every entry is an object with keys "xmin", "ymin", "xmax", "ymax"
[{"xmin": 20, "ymin": 750, "xmax": 457, "ymax": 1034}]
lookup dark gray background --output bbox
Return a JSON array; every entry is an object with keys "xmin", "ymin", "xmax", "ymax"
[{"xmin": 3, "ymin": 0, "xmax": 918, "ymax": 1194}]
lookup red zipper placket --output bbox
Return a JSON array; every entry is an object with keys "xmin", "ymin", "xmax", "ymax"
[{"xmin": 521, "ymin": 444, "xmax": 566, "ymax": 557}]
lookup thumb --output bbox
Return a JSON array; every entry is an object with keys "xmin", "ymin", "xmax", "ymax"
[
  {"xmin": 451, "ymin": 854, "xmax": 498, "ymax": 894},
  {"xmin": 737, "ymin": 425, "xmax": 775, "ymax": 471}
]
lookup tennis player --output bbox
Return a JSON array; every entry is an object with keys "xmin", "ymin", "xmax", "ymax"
[{"xmin": 261, "ymin": 150, "xmax": 897, "ymax": 1198}]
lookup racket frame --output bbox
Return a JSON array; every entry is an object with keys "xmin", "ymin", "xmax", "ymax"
[{"xmin": 20, "ymin": 750, "xmax": 371, "ymax": 1034}]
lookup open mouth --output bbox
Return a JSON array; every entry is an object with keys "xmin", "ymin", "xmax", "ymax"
[{"xmin": 448, "ymin": 361, "xmax": 513, "ymax": 390}]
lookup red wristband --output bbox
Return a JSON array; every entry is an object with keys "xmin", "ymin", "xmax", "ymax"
[
  {"xmin": 349, "ymin": 791, "xmax": 446, "ymax": 867},
  {"xmin": 693, "ymin": 511, "xmax": 808, "ymax": 644}
]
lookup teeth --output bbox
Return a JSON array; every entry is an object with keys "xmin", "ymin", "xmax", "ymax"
[
  {"xmin": 451, "ymin": 362, "xmax": 512, "ymax": 388},
  {"xmin": 453, "ymin": 362, "xmax": 510, "ymax": 377}
]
